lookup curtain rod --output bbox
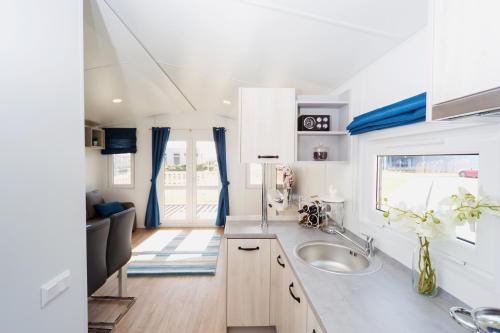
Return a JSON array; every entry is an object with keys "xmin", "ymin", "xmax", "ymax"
[{"xmin": 148, "ymin": 128, "xmax": 228, "ymax": 132}]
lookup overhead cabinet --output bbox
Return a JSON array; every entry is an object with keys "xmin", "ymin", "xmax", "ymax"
[
  {"xmin": 432, "ymin": 0, "xmax": 500, "ymax": 106},
  {"xmin": 239, "ymin": 88, "xmax": 296, "ymax": 164},
  {"xmin": 84, "ymin": 126, "xmax": 105, "ymax": 149},
  {"xmin": 239, "ymin": 88, "xmax": 351, "ymax": 163}
]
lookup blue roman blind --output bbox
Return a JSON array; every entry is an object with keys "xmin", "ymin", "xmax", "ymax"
[
  {"xmin": 101, "ymin": 128, "xmax": 137, "ymax": 155},
  {"xmin": 346, "ymin": 92, "xmax": 426, "ymax": 135}
]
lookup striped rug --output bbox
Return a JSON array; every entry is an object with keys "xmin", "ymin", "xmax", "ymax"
[{"xmin": 127, "ymin": 229, "xmax": 221, "ymax": 276}]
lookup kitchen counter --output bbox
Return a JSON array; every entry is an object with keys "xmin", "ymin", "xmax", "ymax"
[{"xmin": 224, "ymin": 220, "xmax": 468, "ymax": 333}]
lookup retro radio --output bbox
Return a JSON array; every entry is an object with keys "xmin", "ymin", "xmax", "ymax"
[{"xmin": 298, "ymin": 115, "xmax": 330, "ymax": 131}]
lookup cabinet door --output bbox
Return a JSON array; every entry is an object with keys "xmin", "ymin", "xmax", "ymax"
[
  {"xmin": 270, "ymin": 240, "xmax": 280, "ymax": 326},
  {"xmin": 306, "ymin": 305, "xmax": 324, "ymax": 333},
  {"xmin": 432, "ymin": 0, "xmax": 500, "ymax": 104},
  {"xmin": 227, "ymin": 239, "xmax": 271, "ymax": 327},
  {"xmin": 284, "ymin": 268, "xmax": 308, "ymax": 333},
  {"xmin": 239, "ymin": 88, "xmax": 295, "ymax": 164},
  {"xmin": 271, "ymin": 240, "xmax": 289, "ymax": 332}
]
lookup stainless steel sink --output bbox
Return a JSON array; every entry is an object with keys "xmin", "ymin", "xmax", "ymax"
[{"xmin": 295, "ymin": 241, "xmax": 382, "ymax": 275}]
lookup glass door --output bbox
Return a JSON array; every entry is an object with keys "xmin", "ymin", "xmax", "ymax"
[
  {"xmin": 195, "ymin": 141, "xmax": 219, "ymax": 221},
  {"xmin": 164, "ymin": 140, "xmax": 191, "ymax": 222},
  {"xmin": 162, "ymin": 131, "xmax": 219, "ymax": 226}
]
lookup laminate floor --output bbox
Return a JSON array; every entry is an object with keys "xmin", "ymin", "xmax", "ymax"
[{"xmin": 90, "ymin": 228, "xmax": 227, "ymax": 333}]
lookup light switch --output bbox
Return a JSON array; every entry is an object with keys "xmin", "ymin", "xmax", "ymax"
[{"xmin": 40, "ymin": 270, "xmax": 71, "ymax": 308}]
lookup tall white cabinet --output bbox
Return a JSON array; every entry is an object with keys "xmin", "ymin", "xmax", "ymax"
[
  {"xmin": 432, "ymin": 0, "xmax": 500, "ymax": 105},
  {"xmin": 239, "ymin": 88, "xmax": 296, "ymax": 164}
]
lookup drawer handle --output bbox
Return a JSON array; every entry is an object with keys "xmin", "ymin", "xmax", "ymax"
[
  {"xmin": 238, "ymin": 246, "xmax": 260, "ymax": 251},
  {"xmin": 277, "ymin": 255, "xmax": 285, "ymax": 268},
  {"xmin": 258, "ymin": 155, "xmax": 279, "ymax": 159},
  {"xmin": 289, "ymin": 282, "xmax": 301, "ymax": 303}
]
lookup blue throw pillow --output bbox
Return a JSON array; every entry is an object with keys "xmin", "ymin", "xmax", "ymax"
[{"xmin": 94, "ymin": 202, "xmax": 125, "ymax": 218}]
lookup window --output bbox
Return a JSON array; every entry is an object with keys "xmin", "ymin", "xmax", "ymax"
[
  {"xmin": 377, "ymin": 154, "xmax": 479, "ymax": 244},
  {"xmin": 246, "ymin": 163, "xmax": 263, "ymax": 188},
  {"xmin": 246, "ymin": 163, "xmax": 284, "ymax": 189},
  {"xmin": 110, "ymin": 153, "xmax": 134, "ymax": 188}
]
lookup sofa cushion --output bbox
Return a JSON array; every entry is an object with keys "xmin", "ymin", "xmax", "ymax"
[
  {"xmin": 94, "ymin": 202, "xmax": 125, "ymax": 218},
  {"xmin": 86, "ymin": 190, "xmax": 105, "ymax": 220}
]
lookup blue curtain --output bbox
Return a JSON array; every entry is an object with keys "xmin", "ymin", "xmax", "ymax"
[
  {"xmin": 346, "ymin": 92, "xmax": 426, "ymax": 135},
  {"xmin": 145, "ymin": 127, "xmax": 170, "ymax": 229},
  {"xmin": 213, "ymin": 127, "xmax": 230, "ymax": 227},
  {"xmin": 101, "ymin": 128, "xmax": 137, "ymax": 154}
]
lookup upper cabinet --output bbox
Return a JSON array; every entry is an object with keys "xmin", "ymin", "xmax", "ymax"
[
  {"xmin": 295, "ymin": 95, "xmax": 350, "ymax": 162},
  {"xmin": 432, "ymin": 0, "xmax": 500, "ymax": 105},
  {"xmin": 239, "ymin": 88, "xmax": 296, "ymax": 164},
  {"xmin": 84, "ymin": 126, "xmax": 105, "ymax": 149},
  {"xmin": 239, "ymin": 88, "xmax": 350, "ymax": 163}
]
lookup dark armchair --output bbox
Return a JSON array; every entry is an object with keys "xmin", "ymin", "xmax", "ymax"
[
  {"xmin": 86, "ymin": 219, "xmax": 110, "ymax": 297},
  {"xmin": 85, "ymin": 190, "xmax": 136, "ymax": 296},
  {"xmin": 106, "ymin": 207, "xmax": 135, "ymax": 277},
  {"xmin": 85, "ymin": 190, "xmax": 136, "ymax": 330}
]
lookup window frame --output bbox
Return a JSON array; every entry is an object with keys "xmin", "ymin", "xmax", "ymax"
[
  {"xmin": 245, "ymin": 164, "xmax": 283, "ymax": 190},
  {"xmin": 159, "ymin": 130, "xmax": 221, "ymax": 226},
  {"xmin": 246, "ymin": 163, "xmax": 263, "ymax": 189},
  {"xmin": 108, "ymin": 153, "xmax": 135, "ymax": 189},
  {"xmin": 355, "ymin": 123, "xmax": 500, "ymax": 296},
  {"xmin": 374, "ymin": 153, "xmax": 480, "ymax": 244}
]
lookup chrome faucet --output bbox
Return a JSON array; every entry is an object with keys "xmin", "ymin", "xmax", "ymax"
[
  {"xmin": 321, "ymin": 226, "xmax": 375, "ymax": 258},
  {"xmin": 261, "ymin": 163, "xmax": 268, "ymax": 229},
  {"xmin": 361, "ymin": 233, "xmax": 375, "ymax": 258}
]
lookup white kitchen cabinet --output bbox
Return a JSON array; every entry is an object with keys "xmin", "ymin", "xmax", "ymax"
[
  {"xmin": 239, "ymin": 88, "xmax": 295, "ymax": 164},
  {"xmin": 306, "ymin": 305, "xmax": 324, "ymax": 333},
  {"xmin": 227, "ymin": 239, "xmax": 271, "ymax": 327},
  {"xmin": 432, "ymin": 0, "xmax": 500, "ymax": 105}
]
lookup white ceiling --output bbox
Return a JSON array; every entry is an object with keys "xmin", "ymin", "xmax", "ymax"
[{"xmin": 84, "ymin": 0, "xmax": 428, "ymax": 124}]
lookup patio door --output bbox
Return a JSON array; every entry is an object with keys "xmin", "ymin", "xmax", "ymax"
[{"xmin": 161, "ymin": 130, "xmax": 220, "ymax": 226}]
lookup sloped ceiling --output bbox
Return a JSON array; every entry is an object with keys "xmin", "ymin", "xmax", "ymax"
[{"xmin": 84, "ymin": 0, "xmax": 427, "ymax": 124}]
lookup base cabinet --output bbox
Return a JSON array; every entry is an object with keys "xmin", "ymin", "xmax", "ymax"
[
  {"xmin": 306, "ymin": 305, "xmax": 324, "ymax": 333},
  {"xmin": 227, "ymin": 239, "xmax": 324, "ymax": 333},
  {"xmin": 270, "ymin": 240, "xmax": 287, "ymax": 326},
  {"xmin": 283, "ymin": 266, "xmax": 308, "ymax": 333},
  {"xmin": 227, "ymin": 239, "xmax": 271, "ymax": 327}
]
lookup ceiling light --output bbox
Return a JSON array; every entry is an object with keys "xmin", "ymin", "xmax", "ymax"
[
  {"xmin": 112, "ymin": 98, "xmax": 123, "ymax": 104},
  {"xmin": 222, "ymin": 100, "xmax": 231, "ymax": 105}
]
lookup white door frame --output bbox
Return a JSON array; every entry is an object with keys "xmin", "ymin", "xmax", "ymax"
[{"xmin": 160, "ymin": 129, "xmax": 220, "ymax": 227}]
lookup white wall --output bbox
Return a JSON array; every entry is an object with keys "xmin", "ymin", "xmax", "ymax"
[
  {"xmin": 328, "ymin": 27, "xmax": 500, "ymax": 307},
  {"xmin": 85, "ymin": 149, "xmax": 105, "ymax": 191},
  {"xmin": 0, "ymin": 1, "xmax": 87, "ymax": 332}
]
